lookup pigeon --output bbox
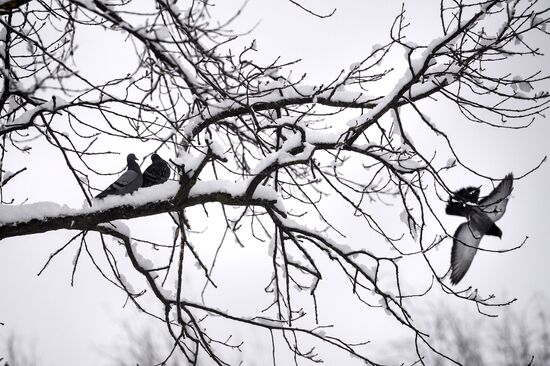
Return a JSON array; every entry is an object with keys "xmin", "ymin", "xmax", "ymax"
[
  {"xmin": 448, "ymin": 173, "xmax": 514, "ymax": 285},
  {"xmin": 446, "ymin": 184, "xmax": 501, "ymax": 237},
  {"xmin": 141, "ymin": 153, "xmax": 170, "ymax": 187},
  {"xmin": 96, "ymin": 153, "xmax": 143, "ymax": 199}
]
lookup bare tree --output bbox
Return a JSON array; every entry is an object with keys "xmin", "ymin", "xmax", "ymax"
[
  {"xmin": 0, "ymin": 333, "xmax": 37, "ymax": 366},
  {"xmin": 388, "ymin": 297, "xmax": 550, "ymax": 365},
  {"xmin": 0, "ymin": 0, "xmax": 548, "ymax": 365},
  {"xmin": 101, "ymin": 320, "xmax": 186, "ymax": 366}
]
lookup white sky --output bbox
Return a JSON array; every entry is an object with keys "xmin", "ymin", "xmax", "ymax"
[{"xmin": 1, "ymin": 0, "xmax": 549, "ymax": 365}]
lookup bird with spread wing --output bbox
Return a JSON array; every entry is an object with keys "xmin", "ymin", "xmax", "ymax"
[{"xmin": 445, "ymin": 173, "xmax": 514, "ymax": 285}]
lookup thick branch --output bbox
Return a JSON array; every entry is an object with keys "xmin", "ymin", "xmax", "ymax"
[{"xmin": 0, "ymin": 189, "xmax": 278, "ymax": 240}]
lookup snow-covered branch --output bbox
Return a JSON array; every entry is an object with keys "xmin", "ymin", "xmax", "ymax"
[{"xmin": 0, "ymin": 181, "xmax": 283, "ymax": 240}]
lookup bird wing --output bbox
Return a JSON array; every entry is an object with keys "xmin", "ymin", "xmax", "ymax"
[
  {"xmin": 111, "ymin": 170, "xmax": 139, "ymax": 192},
  {"xmin": 142, "ymin": 162, "xmax": 170, "ymax": 187},
  {"xmin": 449, "ymin": 211, "xmax": 493, "ymax": 285},
  {"xmin": 160, "ymin": 163, "xmax": 170, "ymax": 179},
  {"xmin": 450, "ymin": 222, "xmax": 482, "ymax": 285},
  {"xmin": 96, "ymin": 170, "xmax": 139, "ymax": 198},
  {"xmin": 478, "ymin": 173, "xmax": 513, "ymax": 222}
]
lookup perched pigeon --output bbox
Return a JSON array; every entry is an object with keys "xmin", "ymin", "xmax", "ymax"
[
  {"xmin": 141, "ymin": 154, "xmax": 170, "ymax": 187},
  {"xmin": 96, "ymin": 154, "xmax": 143, "ymax": 199},
  {"xmin": 448, "ymin": 173, "xmax": 514, "ymax": 285}
]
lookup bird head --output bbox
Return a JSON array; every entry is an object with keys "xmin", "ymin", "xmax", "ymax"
[
  {"xmin": 453, "ymin": 186, "xmax": 480, "ymax": 204},
  {"xmin": 151, "ymin": 153, "xmax": 161, "ymax": 161},
  {"xmin": 446, "ymin": 187, "xmax": 477, "ymax": 215},
  {"xmin": 127, "ymin": 153, "xmax": 138, "ymax": 162}
]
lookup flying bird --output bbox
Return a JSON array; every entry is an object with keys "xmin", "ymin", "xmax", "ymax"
[
  {"xmin": 96, "ymin": 153, "xmax": 143, "ymax": 199},
  {"xmin": 141, "ymin": 153, "xmax": 170, "ymax": 187},
  {"xmin": 446, "ymin": 184, "xmax": 501, "ymax": 237},
  {"xmin": 447, "ymin": 173, "xmax": 514, "ymax": 285}
]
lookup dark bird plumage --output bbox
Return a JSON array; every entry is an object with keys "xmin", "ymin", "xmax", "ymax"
[
  {"xmin": 96, "ymin": 154, "xmax": 143, "ymax": 199},
  {"xmin": 448, "ymin": 173, "xmax": 514, "ymax": 285},
  {"xmin": 141, "ymin": 154, "xmax": 170, "ymax": 188},
  {"xmin": 446, "ymin": 186, "xmax": 480, "ymax": 216},
  {"xmin": 446, "ymin": 183, "xmax": 501, "ymax": 237},
  {"xmin": 455, "ymin": 186, "xmax": 480, "ymax": 203}
]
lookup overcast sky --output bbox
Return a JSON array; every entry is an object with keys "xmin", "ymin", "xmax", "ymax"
[{"xmin": 1, "ymin": 1, "xmax": 549, "ymax": 365}]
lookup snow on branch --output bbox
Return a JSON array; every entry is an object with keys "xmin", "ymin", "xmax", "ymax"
[{"xmin": 0, "ymin": 181, "xmax": 285, "ymax": 240}]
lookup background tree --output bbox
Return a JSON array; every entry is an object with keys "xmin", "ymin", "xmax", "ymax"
[
  {"xmin": 99, "ymin": 296, "xmax": 550, "ymax": 366},
  {"xmin": 0, "ymin": 0, "xmax": 549, "ymax": 365},
  {"xmin": 0, "ymin": 333, "xmax": 37, "ymax": 366},
  {"xmin": 386, "ymin": 296, "xmax": 550, "ymax": 365}
]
